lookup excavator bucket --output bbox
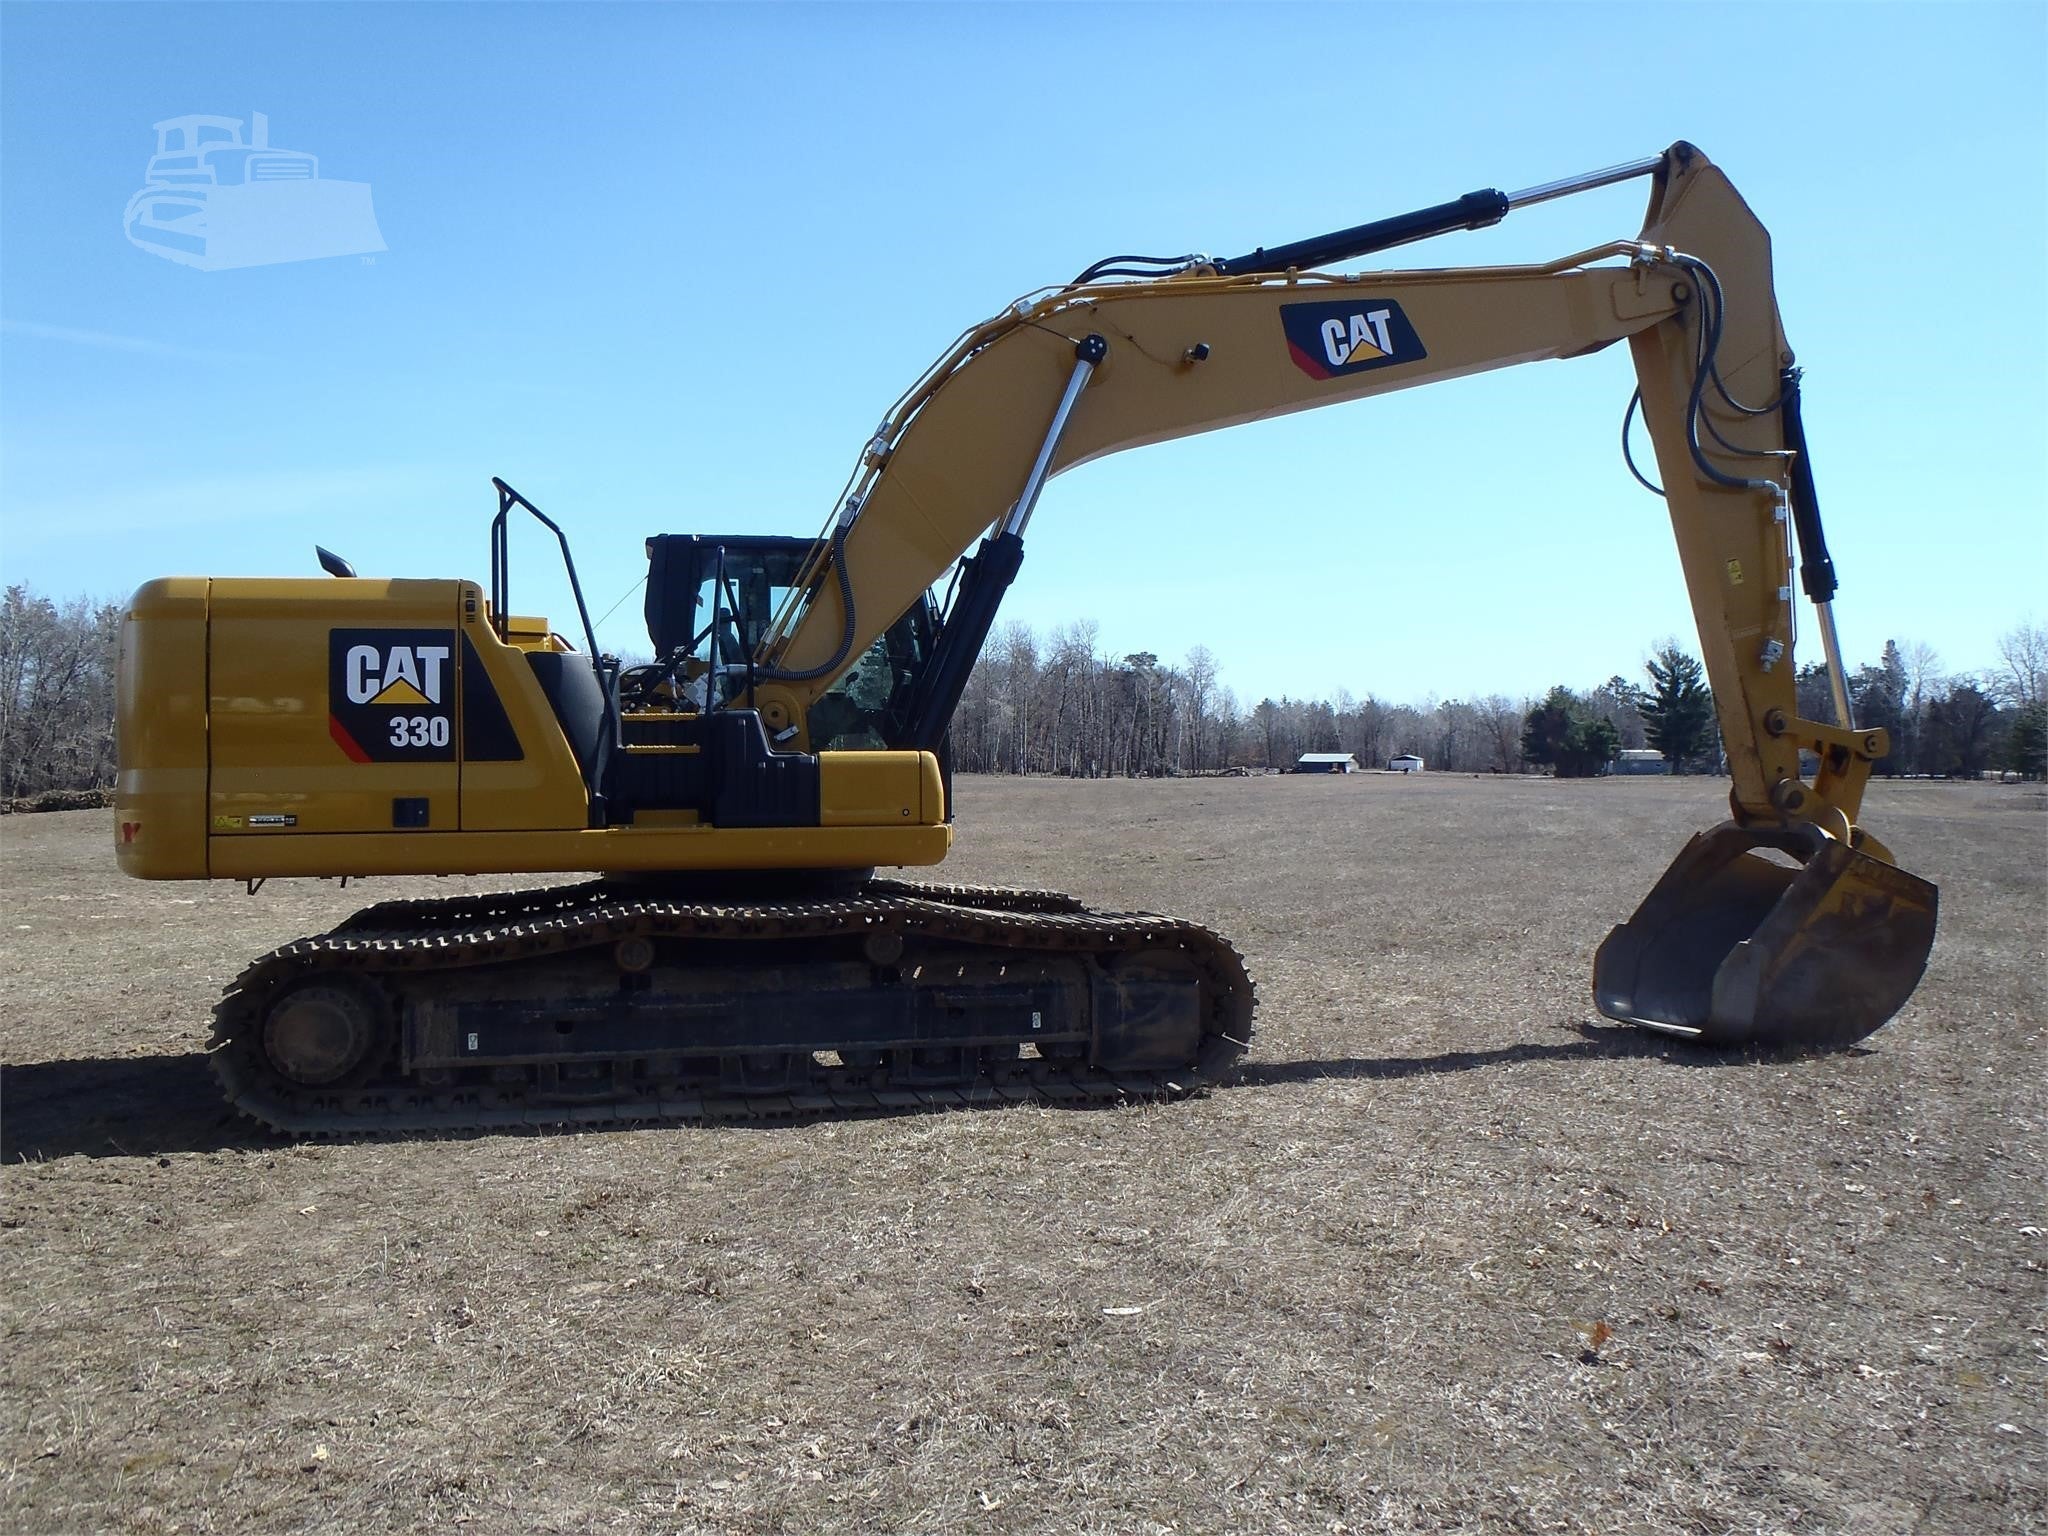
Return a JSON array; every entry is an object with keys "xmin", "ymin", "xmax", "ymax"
[{"xmin": 1593, "ymin": 823, "xmax": 1937, "ymax": 1050}]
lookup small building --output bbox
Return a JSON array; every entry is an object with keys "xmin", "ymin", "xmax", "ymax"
[
  {"xmin": 1294, "ymin": 752, "xmax": 1358, "ymax": 774},
  {"xmin": 1389, "ymin": 754, "xmax": 1424, "ymax": 773},
  {"xmin": 1612, "ymin": 749, "xmax": 1670, "ymax": 776}
]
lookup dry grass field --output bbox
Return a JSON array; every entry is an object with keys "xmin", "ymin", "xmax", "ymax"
[{"xmin": 3, "ymin": 775, "xmax": 2043, "ymax": 1536}]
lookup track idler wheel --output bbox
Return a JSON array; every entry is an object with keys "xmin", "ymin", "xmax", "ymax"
[
  {"xmin": 260, "ymin": 977, "xmax": 392, "ymax": 1088},
  {"xmin": 1592, "ymin": 821, "xmax": 1938, "ymax": 1051}
]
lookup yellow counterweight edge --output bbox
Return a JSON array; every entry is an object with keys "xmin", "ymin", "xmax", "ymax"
[{"xmin": 204, "ymin": 823, "xmax": 953, "ymax": 880}]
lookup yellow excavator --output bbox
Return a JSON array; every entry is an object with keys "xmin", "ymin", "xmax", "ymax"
[{"xmin": 116, "ymin": 142, "xmax": 1937, "ymax": 1132}]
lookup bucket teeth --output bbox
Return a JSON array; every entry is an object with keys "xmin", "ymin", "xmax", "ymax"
[{"xmin": 1594, "ymin": 822, "xmax": 1938, "ymax": 1051}]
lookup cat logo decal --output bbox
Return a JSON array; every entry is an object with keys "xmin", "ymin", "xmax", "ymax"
[
  {"xmin": 328, "ymin": 629, "xmax": 456, "ymax": 762},
  {"xmin": 1281, "ymin": 298, "xmax": 1426, "ymax": 380}
]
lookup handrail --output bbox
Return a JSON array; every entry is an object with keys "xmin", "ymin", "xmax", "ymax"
[{"xmin": 488, "ymin": 477, "xmax": 601, "ymax": 659}]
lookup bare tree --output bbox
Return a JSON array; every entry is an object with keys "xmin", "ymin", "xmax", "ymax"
[
  {"xmin": 1900, "ymin": 640, "xmax": 1945, "ymax": 773},
  {"xmin": 1476, "ymin": 695, "xmax": 1525, "ymax": 771},
  {"xmin": 1179, "ymin": 645, "xmax": 1219, "ymax": 772},
  {"xmin": 1995, "ymin": 621, "xmax": 2046, "ymax": 710},
  {"xmin": 1925, "ymin": 677, "xmax": 2005, "ymax": 777},
  {"xmin": 1586, "ymin": 676, "xmax": 1648, "ymax": 749},
  {"xmin": 1251, "ymin": 698, "xmax": 1281, "ymax": 770},
  {"xmin": 1342, "ymin": 695, "xmax": 1391, "ymax": 770},
  {"xmin": 0, "ymin": 586, "xmax": 122, "ymax": 798},
  {"xmin": 1213, "ymin": 686, "xmax": 1244, "ymax": 769}
]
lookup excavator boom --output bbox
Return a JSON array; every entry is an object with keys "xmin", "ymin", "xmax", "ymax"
[{"xmin": 749, "ymin": 141, "xmax": 1936, "ymax": 1048}]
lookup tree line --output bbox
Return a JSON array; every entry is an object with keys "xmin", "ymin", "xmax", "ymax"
[
  {"xmin": 1, "ymin": 582, "xmax": 2042, "ymax": 799},
  {"xmin": 952, "ymin": 619, "xmax": 2048, "ymax": 781},
  {"xmin": 0, "ymin": 587, "xmax": 121, "ymax": 801}
]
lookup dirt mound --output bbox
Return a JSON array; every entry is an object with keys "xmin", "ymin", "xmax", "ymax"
[{"xmin": 1, "ymin": 786, "xmax": 112, "ymax": 814}]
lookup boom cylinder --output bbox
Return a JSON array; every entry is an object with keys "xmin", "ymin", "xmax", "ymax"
[
  {"xmin": 904, "ymin": 335, "xmax": 1108, "ymax": 750},
  {"xmin": 1214, "ymin": 151, "xmax": 1665, "ymax": 276},
  {"xmin": 1503, "ymin": 153, "xmax": 1667, "ymax": 211}
]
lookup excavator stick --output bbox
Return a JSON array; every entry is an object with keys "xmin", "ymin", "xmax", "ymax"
[{"xmin": 1593, "ymin": 823, "xmax": 1938, "ymax": 1050}]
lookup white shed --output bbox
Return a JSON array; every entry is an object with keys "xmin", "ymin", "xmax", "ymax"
[{"xmin": 1388, "ymin": 754, "xmax": 1424, "ymax": 773}]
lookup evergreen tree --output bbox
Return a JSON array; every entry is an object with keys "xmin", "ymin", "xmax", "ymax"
[
  {"xmin": 1850, "ymin": 640, "xmax": 1909, "ymax": 775},
  {"xmin": 1521, "ymin": 686, "xmax": 1576, "ymax": 769},
  {"xmin": 1925, "ymin": 680, "xmax": 2003, "ymax": 777},
  {"xmin": 1640, "ymin": 644, "xmax": 1716, "ymax": 773},
  {"xmin": 2006, "ymin": 699, "xmax": 2047, "ymax": 780},
  {"xmin": 1564, "ymin": 715, "xmax": 1621, "ymax": 776},
  {"xmin": 1794, "ymin": 661, "xmax": 1835, "ymax": 725},
  {"xmin": 1521, "ymin": 686, "xmax": 1617, "ymax": 778}
]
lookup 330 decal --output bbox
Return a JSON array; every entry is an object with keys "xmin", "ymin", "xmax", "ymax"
[
  {"xmin": 328, "ymin": 629, "xmax": 457, "ymax": 762},
  {"xmin": 389, "ymin": 714, "xmax": 452, "ymax": 749}
]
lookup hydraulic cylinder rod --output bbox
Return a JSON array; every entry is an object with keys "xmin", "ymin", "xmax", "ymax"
[
  {"xmin": 1003, "ymin": 335, "xmax": 1108, "ymax": 537},
  {"xmin": 1214, "ymin": 152, "xmax": 1665, "ymax": 276},
  {"xmin": 905, "ymin": 335, "xmax": 1108, "ymax": 749}
]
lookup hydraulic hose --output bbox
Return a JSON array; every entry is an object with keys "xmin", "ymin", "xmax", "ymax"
[
  {"xmin": 1669, "ymin": 254, "xmax": 1783, "ymax": 495},
  {"xmin": 750, "ymin": 524, "xmax": 859, "ymax": 684}
]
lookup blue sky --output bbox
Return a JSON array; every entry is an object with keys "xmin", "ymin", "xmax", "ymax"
[{"xmin": 3, "ymin": 2, "xmax": 2043, "ymax": 706}]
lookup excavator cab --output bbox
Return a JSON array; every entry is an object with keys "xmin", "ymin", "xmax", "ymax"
[
  {"xmin": 471, "ymin": 481, "xmax": 947, "ymax": 836},
  {"xmin": 636, "ymin": 534, "xmax": 938, "ymax": 751}
]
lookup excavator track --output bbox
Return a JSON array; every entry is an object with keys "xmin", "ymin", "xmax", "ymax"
[{"xmin": 208, "ymin": 880, "xmax": 1255, "ymax": 1135}]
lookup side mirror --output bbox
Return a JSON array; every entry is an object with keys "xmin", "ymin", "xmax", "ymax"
[{"xmin": 315, "ymin": 546, "xmax": 357, "ymax": 578}]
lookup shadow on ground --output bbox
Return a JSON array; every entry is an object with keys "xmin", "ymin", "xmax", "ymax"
[
  {"xmin": 3, "ymin": 1052, "xmax": 264, "ymax": 1161},
  {"xmin": 2, "ymin": 1025, "xmax": 1769, "ymax": 1161},
  {"xmin": 1228, "ymin": 1022, "xmax": 1810, "ymax": 1087}
]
